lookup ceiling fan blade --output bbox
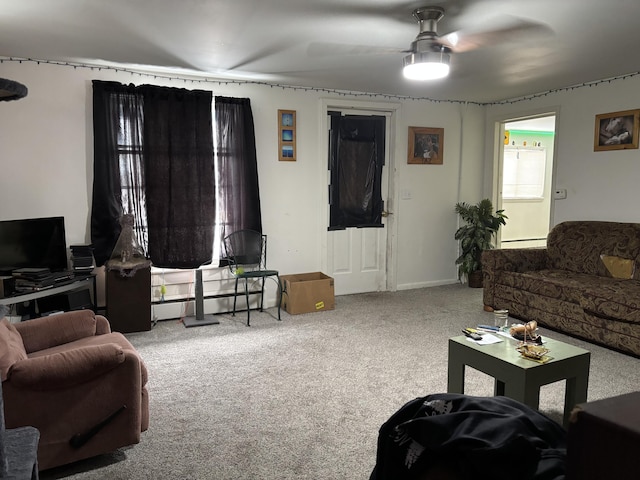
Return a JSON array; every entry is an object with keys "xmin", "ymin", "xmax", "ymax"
[
  {"xmin": 308, "ymin": 42, "xmax": 405, "ymax": 57},
  {"xmin": 443, "ymin": 16, "xmax": 553, "ymax": 53},
  {"xmin": 225, "ymin": 42, "xmax": 295, "ymax": 71}
]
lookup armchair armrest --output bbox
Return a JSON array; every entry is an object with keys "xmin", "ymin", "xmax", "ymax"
[
  {"xmin": 95, "ymin": 315, "xmax": 111, "ymax": 335},
  {"xmin": 482, "ymin": 248, "xmax": 549, "ymax": 309},
  {"xmin": 7, "ymin": 343, "xmax": 125, "ymax": 389},
  {"xmin": 15, "ymin": 310, "xmax": 103, "ymax": 353}
]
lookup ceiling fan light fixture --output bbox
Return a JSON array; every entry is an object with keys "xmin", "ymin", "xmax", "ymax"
[{"xmin": 402, "ymin": 51, "xmax": 450, "ymax": 80}]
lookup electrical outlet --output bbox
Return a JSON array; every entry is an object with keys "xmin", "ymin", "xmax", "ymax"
[{"xmin": 553, "ymin": 189, "xmax": 567, "ymax": 200}]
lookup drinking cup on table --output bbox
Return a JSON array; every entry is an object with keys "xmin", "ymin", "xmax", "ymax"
[{"xmin": 494, "ymin": 309, "xmax": 509, "ymax": 328}]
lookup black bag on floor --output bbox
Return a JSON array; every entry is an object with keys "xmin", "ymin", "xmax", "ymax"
[{"xmin": 370, "ymin": 393, "xmax": 566, "ymax": 480}]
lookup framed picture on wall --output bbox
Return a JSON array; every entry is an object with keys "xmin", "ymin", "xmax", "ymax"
[
  {"xmin": 594, "ymin": 109, "xmax": 640, "ymax": 151},
  {"xmin": 278, "ymin": 109, "xmax": 297, "ymax": 161},
  {"xmin": 408, "ymin": 126, "xmax": 444, "ymax": 164}
]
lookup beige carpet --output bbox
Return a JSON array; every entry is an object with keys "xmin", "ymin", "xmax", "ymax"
[{"xmin": 40, "ymin": 284, "xmax": 640, "ymax": 479}]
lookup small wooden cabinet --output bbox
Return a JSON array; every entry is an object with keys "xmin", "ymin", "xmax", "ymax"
[{"xmin": 106, "ymin": 267, "xmax": 151, "ymax": 333}]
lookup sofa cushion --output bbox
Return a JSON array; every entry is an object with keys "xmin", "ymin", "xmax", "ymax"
[
  {"xmin": 0, "ymin": 318, "xmax": 28, "ymax": 381},
  {"xmin": 499, "ymin": 269, "xmax": 609, "ymax": 304},
  {"xmin": 546, "ymin": 221, "xmax": 640, "ymax": 278},
  {"xmin": 499, "ymin": 269, "xmax": 640, "ymax": 324},
  {"xmin": 580, "ymin": 280, "xmax": 640, "ymax": 323}
]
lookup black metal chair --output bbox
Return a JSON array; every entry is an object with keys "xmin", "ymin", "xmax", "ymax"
[
  {"xmin": 1, "ymin": 381, "xmax": 39, "ymax": 480},
  {"xmin": 223, "ymin": 229, "xmax": 281, "ymax": 326}
]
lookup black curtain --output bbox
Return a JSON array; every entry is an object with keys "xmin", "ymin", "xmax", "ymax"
[
  {"xmin": 92, "ymin": 81, "xmax": 146, "ymax": 266},
  {"xmin": 328, "ymin": 113, "xmax": 385, "ymax": 230},
  {"xmin": 214, "ymin": 96, "xmax": 262, "ymax": 259},
  {"xmin": 140, "ymin": 86, "xmax": 215, "ymax": 268},
  {"xmin": 91, "ymin": 81, "xmax": 215, "ymax": 269}
]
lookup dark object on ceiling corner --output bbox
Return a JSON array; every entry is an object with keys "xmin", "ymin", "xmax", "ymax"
[{"xmin": 0, "ymin": 78, "xmax": 28, "ymax": 101}]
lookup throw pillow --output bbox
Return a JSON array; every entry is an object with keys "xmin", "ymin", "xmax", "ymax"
[
  {"xmin": 600, "ymin": 254, "xmax": 636, "ymax": 279},
  {"xmin": 0, "ymin": 318, "xmax": 28, "ymax": 381}
]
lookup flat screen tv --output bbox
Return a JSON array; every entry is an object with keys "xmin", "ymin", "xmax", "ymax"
[{"xmin": 0, "ymin": 216, "xmax": 68, "ymax": 274}]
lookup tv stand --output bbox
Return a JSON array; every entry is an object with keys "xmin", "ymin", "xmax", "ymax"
[{"xmin": 0, "ymin": 276, "xmax": 96, "ymax": 316}]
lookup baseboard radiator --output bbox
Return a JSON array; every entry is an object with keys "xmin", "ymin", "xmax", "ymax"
[{"xmin": 150, "ymin": 267, "xmax": 279, "ymax": 322}]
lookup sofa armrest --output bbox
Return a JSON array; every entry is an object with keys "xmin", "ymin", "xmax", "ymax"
[
  {"xmin": 7, "ymin": 343, "xmax": 125, "ymax": 389},
  {"xmin": 482, "ymin": 248, "xmax": 549, "ymax": 309},
  {"xmin": 15, "ymin": 310, "xmax": 101, "ymax": 353}
]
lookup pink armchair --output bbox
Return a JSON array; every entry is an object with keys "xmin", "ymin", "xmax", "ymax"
[{"xmin": 0, "ymin": 310, "xmax": 148, "ymax": 471}]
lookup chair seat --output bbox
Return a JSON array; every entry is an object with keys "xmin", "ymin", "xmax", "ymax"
[{"xmin": 238, "ymin": 270, "xmax": 279, "ymax": 279}]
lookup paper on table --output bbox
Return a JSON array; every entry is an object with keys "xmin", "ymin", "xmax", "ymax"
[{"xmin": 467, "ymin": 333, "xmax": 503, "ymax": 345}]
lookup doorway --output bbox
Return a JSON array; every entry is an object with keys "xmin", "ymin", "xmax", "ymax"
[
  {"xmin": 497, "ymin": 115, "xmax": 556, "ymax": 249},
  {"xmin": 324, "ymin": 107, "xmax": 394, "ymax": 295}
]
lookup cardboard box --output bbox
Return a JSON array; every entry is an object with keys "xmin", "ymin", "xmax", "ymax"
[
  {"xmin": 567, "ymin": 392, "xmax": 640, "ymax": 479},
  {"xmin": 280, "ymin": 272, "xmax": 335, "ymax": 315}
]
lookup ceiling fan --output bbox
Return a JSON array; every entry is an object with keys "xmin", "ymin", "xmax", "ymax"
[
  {"xmin": 402, "ymin": 5, "xmax": 552, "ymax": 80},
  {"xmin": 403, "ymin": 6, "xmax": 453, "ymax": 80},
  {"xmin": 308, "ymin": 4, "xmax": 552, "ymax": 81}
]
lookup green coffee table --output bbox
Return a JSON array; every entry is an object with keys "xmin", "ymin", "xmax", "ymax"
[{"xmin": 447, "ymin": 335, "xmax": 590, "ymax": 426}]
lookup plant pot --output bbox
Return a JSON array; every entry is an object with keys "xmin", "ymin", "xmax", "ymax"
[{"xmin": 468, "ymin": 270, "xmax": 483, "ymax": 288}]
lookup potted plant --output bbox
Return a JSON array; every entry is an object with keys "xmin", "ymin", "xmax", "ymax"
[{"xmin": 454, "ymin": 198, "xmax": 507, "ymax": 288}]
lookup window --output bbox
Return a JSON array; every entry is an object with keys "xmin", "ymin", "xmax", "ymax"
[
  {"xmin": 92, "ymin": 82, "xmax": 215, "ymax": 269},
  {"xmin": 328, "ymin": 112, "xmax": 385, "ymax": 229},
  {"xmin": 502, "ymin": 147, "xmax": 546, "ymax": 200},
  {"xmin": 92, "ymin": 82, "xmax": 261, "ymax": 268},
  {"xmin": 115, "ymin": 95, "xmax": 148, "ymax": 256}
]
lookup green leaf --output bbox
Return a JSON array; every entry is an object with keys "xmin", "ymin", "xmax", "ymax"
[{"xmin": 454, "ymin": 198, "xmax": 507, "ymax": 280}]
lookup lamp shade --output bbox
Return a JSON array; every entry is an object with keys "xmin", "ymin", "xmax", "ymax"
[
  {"xmin": 403, "ymin": 51, "xmax": 450, "ymax": 80},
  {"xmin": 0, "ymin": 78, "xmax": 28, "ymax": 101}
]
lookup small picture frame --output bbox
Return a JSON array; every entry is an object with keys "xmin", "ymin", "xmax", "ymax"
[
  {"xmin": 594, "ymin": 109, "xmax": 640, "ymax": 151},
  {"xmin": 408, "ymin": 126, "xmax": 444, "ymax": 164},
  {"xmin": 278, "ymin": 109, "xmax": 296, "ymax": 161}
]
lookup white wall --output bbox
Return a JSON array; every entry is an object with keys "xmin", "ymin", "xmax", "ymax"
[
  {"xmin": 4, "ymin": 61, "xmax": 637, "ymax": 312},
  {"xmin": 484, "ymin": 76, "xmax": 640, "ymax": 225},
  {"xmin": 0, "ymin": 60, "xmax": 486, "ymax": 308}
]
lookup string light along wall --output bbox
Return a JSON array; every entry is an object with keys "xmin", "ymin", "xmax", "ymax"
[{"xmin": 2, "ymin": 56, "xmax": 639, "ymax": 106}]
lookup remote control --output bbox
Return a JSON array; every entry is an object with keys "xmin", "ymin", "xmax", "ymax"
[{"xmin": 461, "ymin": 329, "xmax": 482, "ymax": 341}]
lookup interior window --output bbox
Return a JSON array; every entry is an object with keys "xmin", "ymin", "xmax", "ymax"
[
  {"xmin": 502, "ymin": 147, "xmax": 546, "ymax": 200},
  {"xmin": 328, "ymin": 112, "xmax": 385, "ymax": 230}
]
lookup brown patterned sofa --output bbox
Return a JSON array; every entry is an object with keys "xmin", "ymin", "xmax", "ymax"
[{"xmin": 482, "ymin": 221, "xmax": 640, "ymax": 357}]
